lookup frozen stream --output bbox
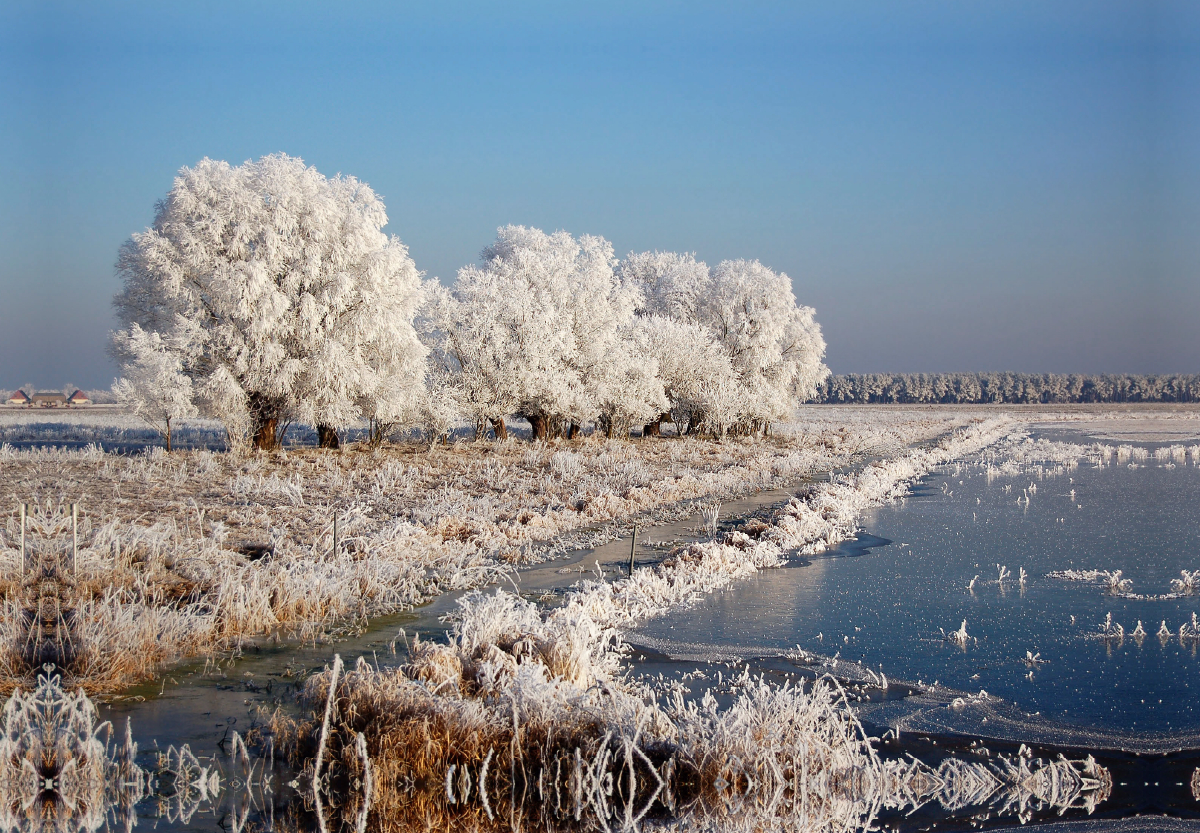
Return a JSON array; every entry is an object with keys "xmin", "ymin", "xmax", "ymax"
[{"xmin": 634, "ymin": 426, "xmax": 1200, "ymax": 743}]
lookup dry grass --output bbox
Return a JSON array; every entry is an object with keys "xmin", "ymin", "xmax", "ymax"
[{"xmin": 272, "ymin": 651, "xmax": 883, "ymax": 833}]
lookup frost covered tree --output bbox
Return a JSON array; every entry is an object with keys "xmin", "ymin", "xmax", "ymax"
[
  {"xmin": 113, "ymin": 154, "xmax": 426, "ymax": 451},
  {"xmin": 628, "ymin": 316, "xmax": 734, "ymax": 435},
  {"xmin": 698, "ymin": 259, "xmax": 828, "ymax": 431},
  {"xmin": 618, "ymin": 250, "xmax": 711, "ymax": 324},
  {"xmin": 421, "ymin": 281, "xmax": 521, "ymax": 440},
  {"xmin": 110, "ymin": 324, "xmax": 198, "ymax": 451},
  {"xmin": 438, "ymin": 225, "xmax": 661, "ymax": 441},
  {"xmin": 619, "ymin": 252, "xmax": 827, "ymax": 434},
  {"xmin": 592, "ymin": 325, "xmax": 667, "ymax": 439}
]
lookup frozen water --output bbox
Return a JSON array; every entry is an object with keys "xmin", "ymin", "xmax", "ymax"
[{"xmin": 635, "ymin": 426, "xmax": 1200, "ymax": 737}]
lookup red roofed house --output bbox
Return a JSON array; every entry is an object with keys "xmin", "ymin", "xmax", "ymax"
[
  {"xmin": 67, "ymin": 389, "xmax": 92, "ymax": 406},
  {"xmin": 6, "ymin": 390, "xmax": 31, "ymax": 406}
]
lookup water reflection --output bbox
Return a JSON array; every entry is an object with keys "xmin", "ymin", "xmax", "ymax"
[
  {"xmin": 0, "ymin": 670, "xmax": 278, "ymax": 833},
  {"xmin": 0, "ymin": 670, "xmax": 1121, "ymax": 833}
]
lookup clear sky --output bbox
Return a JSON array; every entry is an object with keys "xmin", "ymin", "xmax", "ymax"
[{"xmin": 2, "ymin": 0, "xmax": 1197, "ymax": 390}]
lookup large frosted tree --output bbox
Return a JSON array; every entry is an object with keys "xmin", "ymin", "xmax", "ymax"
[
  {"xmin": 619, "ymin": 251, "xmax": 827, "ymax": 433},
  {"xmin": 112, "ymin": 154, "xmax": 426, "ymax": 450},
  {"xmin": 700, "ymin": 259, "xmax": 828, "ymax": 429},
  {"xmin": 436, "ymin": 225, "xmax": 662, "ymax": 440}
]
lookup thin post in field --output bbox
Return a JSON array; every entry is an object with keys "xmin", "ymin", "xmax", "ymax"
[
  {"xmin": 19, "ymin": 503, "xmax": 26, "ymax": 575},
  {"xmin": 629, "ymin": 524, "xmax": 637, "ymax": 574},
  {"xmin": 71, "ymin": 503, "xmax": 78, "ymax": 574}
]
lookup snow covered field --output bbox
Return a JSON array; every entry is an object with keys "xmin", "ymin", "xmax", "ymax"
[{"xmin": 9, "ymin": 405, "xmax": 1193, "ymax": 830}]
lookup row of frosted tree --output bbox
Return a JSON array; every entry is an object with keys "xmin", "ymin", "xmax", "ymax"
[
  {"xmin": 111, "ymin": 154, "xmax": 828, "ymax": 451},
  {"xmin": 816, "ymin": 373, "xmax": 1200, "ymax": 405}
]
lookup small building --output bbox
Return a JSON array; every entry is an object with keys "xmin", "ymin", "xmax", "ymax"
[
  {"xmin": 32, "ymin": 393, "xmax": 68, "ymax": 408},
  {"xmin": 5, "ymin": 390, "xmax": 31, "ymax": 406},
  {"xmin": 67, "ymin": 389, "xmax": 92, "ymax": 406}
]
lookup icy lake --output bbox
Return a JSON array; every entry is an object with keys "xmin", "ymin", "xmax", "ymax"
[{"xmin": 634, "ymin": 426, "xmax": 1200, "ymax": 741}]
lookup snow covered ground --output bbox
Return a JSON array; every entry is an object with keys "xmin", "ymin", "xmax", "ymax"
[{"xmin": 8, "ymin": 404, "xmax": 1183, "ymax": 830}]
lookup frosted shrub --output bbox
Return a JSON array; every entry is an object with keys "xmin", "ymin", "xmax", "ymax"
[
  {"xmin": 1171, "ymin": 570, "xmax": 1200, "ymax": 595},
  {"xmin": 668, "ymin": 672, "xmax": 880, "ymax": 833}
]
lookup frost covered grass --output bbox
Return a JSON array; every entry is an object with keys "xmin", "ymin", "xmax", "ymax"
[
  {"xmin": 274, "ymin": 623, "xmax": 885, "ymax": 833},
  {"xmin": 1, "ymin": 407, "xmax": 989, "ymax": 693}
]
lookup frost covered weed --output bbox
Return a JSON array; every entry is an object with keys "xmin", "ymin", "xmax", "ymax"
[
  {"xmin": 1172, "ymin": 570, "xmax": 1200, "ymax": 595},
  {"xmin": 3, "ymin": 407, "xmax": 983, "ymax": 692},
  {"xmin": 666, "ymin": 673, "xmax": 880, "ymax": 832}
]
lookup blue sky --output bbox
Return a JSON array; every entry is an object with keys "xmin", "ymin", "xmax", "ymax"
[{"xmin": 2, "ymin": 1, "xmax": 1196, "ymax": 389}]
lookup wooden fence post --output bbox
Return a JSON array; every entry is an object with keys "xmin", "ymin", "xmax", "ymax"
[
  {"xmin": 19, "ymin": 504, "xmax": 26, "ymax": 576},
  {"xmin": 629, "ymin": 524, "xmax": 637, "ymax": 575},
  {"xmin": 71, "ymin": 503, "xmax": 78, "ymax": 574}
]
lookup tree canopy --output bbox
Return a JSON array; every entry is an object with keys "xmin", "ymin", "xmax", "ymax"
[{"xmin": 112, "ymin": 153, "xmax": 427, "ymax": 450}]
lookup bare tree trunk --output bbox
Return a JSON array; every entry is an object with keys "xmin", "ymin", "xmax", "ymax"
[
  {"xmin": 490, "ymin": 416, "xmax": 508, "ymax": 441},
  {"xmin": 643, "ymin": 410, "xmax": 670, "ymax": 437},
  {"xmin": 317, "ymin": 424, "xmax": 340, "ymax": 449},
  {"xmin": 249, "ymin": 393, "xmax": 284, "ymax": 451},
  {"xmin": 253, "ymin": 418, "xmax": 279, "ymax": 450},
  {"xmin": 522, "ymin": 413, "xmax": 548, "ymax": 441},
  {"xmin": 165, "ymin": 417, "xmax": 172, "ymax": 452},
  {"xmin": 567, "ymin": 422, "xmax": 580, "ymax": 440}
]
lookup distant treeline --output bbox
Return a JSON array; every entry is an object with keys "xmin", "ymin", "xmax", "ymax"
[{"xmin": 814, "ymin": 373, "xmax": 1200, "ymax": 404}]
